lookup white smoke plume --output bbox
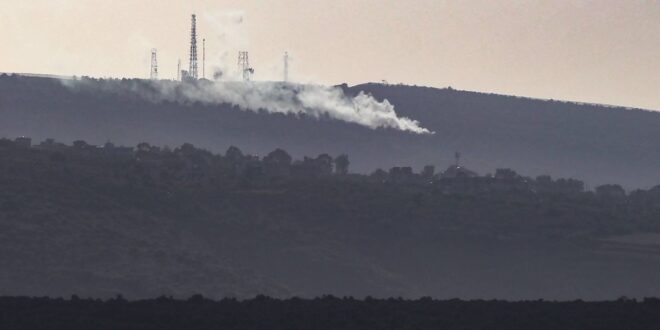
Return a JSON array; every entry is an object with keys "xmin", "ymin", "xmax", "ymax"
[
  {"xmin": 61, "ymin": 78, "xmax": 433, "ymax": 134},
  {"xmin": 58, "ymin": 8, "xmax": 431, "ymax": 134},
  {"xmin": 202, "ymin": 11, "xmax": 248, "ymax": 82},
  {"xmin": 188, "ymin": 11, "xmax": 430, "ymax": 133},
  {"xmin": 169, "ymin": 81, "xmax": 432, "ymax": 134}
]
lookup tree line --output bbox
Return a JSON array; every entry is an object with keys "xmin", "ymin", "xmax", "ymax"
[
  {"xmin": 0, "ymin": 295, "xmax": 659, "ymax": 330},
  {"xmin": 2, "ymin": 136, "xmax": 660, "ymax": 239}
]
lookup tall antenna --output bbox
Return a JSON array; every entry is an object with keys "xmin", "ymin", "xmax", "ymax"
[
  {"xmin": 150, "ymin": 49, "xmax": 158, "ymax": 80},
  {"xmin": 283, "ymin": 51, "xmax": 289, "ymax": 82},
  {"xmin": 202, "ymin": 38, "xmax": 206, "ymax": 79},
  {"xmin": 238, "ymin": 51, "xmax": 254, "ymax": 82},
  {"xmin": 189, "ymin": 14, "xmax": 198, "ymax": 80},
  {"xmin": 454, "ymin": 151, "xmax": 461, "ymax": 167},
  {"xmin": 177, "ymin": 59, "xmax": 181, "ymax": 81}
]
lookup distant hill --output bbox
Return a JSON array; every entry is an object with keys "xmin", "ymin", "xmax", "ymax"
[
  {"xmin": 1, "ymin": 138, "xmax": 660, "ymax": 300},
  {"xmin": 1, "ymin": 74, "xmax": 659, "ymax": 189},
  {"xmin": 342, "ymin": 83, "xmax": 660, "ymax": 189}
]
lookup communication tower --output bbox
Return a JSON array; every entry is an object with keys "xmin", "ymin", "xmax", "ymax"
[
  {"xmin": 283, "ymin": 51, "xmax": 289, "ymax": 82},
  {"xmin": 189, "ymin": 14, "xmax": 198, "ymax": 80},
  {"xmin": 150, "ymin": 49, "xmax": 158, "ymax": 80},
  {"xmin": 238, "ymin": 51, "xmax": 254, "ymax": 82},
  {"xmin": 454, "ymin": 151, "xmax": 461, "ymax": 167},
  {"xmin": 202, "ymin": 38, "xmax": 206, "ymax": 79}
]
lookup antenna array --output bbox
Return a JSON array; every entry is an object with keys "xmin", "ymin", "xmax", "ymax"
[
  {"xmin": 238, "ymin": 51, "xmax": 254, "ymax": 82},
  {"xmin": 150, "ymin": 49, "xmax": 158, "ymax": 80},
  {"xmin": 189, "ymin": 14, "xmax": 198, "ymax": 80},
  {"xmin": 283, "ymin": 51, "xmax": 289, "ymax": 82}
]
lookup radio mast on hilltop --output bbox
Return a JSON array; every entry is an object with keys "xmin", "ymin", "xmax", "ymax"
[
  {"xmin": 283, "ymin": 51, "xmax": 289, "ymax": 82},
  {"xmin": 238, "ymin": 51, "xmax": 254, "ymax": 82},
  {"xmin": 177, "ymin": 59, "xmax": 181, "ymax": 81},
  {"xmin": 150, "ymin": 49, "xmax": 158, "ymax": 80},
  {"xmin": 202, "ymin": 38, "xmax": 206, "ymax": 79},
  {"xmin": 189, "ymin": 14, "xmax": 198, "ymax": 80}
]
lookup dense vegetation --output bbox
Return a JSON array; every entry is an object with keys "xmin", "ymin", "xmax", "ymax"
[
  {"xmin": 2, "ymin": 137, "xmax": 660, "ymax": 299},
  {"xmin": 4, "ymin": 136, "xmax": 660, "ymax": 239},
  {"xmin": 1, "ymin": 295, "xmax": 660, "ymax": 330}
]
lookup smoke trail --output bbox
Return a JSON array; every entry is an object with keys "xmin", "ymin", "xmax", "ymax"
[
  {"xmin": 61, "ymin": 78, "xmax": 433, "ymax": 134},
  {"xmin": 174, "ymin": 81, "xmax": 432, "ymax": 134},
  {"xmin": 202, "ymin": 11, "xmax": 248, "ymax": 82}
]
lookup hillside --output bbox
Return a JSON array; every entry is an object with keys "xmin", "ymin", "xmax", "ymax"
[
  {"xmin": 1, "ymin": 74, "xmax": 660, "ymax": 188},
  {"xmin": 343, "ymin": 83, "xmax": 660, "ymax": 189},
  {"xmin": 2, "ymin": 139, "xmax": 660, "ymax": 300}
]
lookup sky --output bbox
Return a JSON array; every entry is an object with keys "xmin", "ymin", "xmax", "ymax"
[{"xmin": 0, "ymin": 0, "xmax": 658, "ymax": 110}]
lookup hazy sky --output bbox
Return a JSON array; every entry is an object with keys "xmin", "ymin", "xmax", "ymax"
[{"xmin": 1, "ymin": 0, "xmax": 658, "ymax": 109}]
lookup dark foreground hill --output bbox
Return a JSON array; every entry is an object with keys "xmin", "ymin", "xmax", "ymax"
[
  {"xmin": 1, "ymin": 74, "xmax": 659, "ymax": 188},
  {"xmin": 2, "ymin": 296, "xmax": 660, "ymax": 330},
  {"xmin": 2, "ymin": 139, "xmax": 660, "ymax": 300}
]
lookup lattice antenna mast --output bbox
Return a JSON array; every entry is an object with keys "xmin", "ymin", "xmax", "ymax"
[
  {"xmin": 202, "ymin": 38, "xmax": 206, "ymax": 79},
  {"xmin": 238, "ymin": 51, "xmax": 254, "ymax": 82},
  {"xmin": 189, "ymin": 14, "xmax": 198, "ymax": 80},
  {"xmin": 283, "ymin": 51, "xmax": 289, "ymax": 82},
  {"xmin": 454, "ymin": 151, "xmax": 461, "ymax": 167},
  {"xmin": 150, "ymin": 49, "xmax": 158, "ymax": 80},
  {"xmin": 177, "ymin": 59, "xmax": 181, "ymax": 81}
]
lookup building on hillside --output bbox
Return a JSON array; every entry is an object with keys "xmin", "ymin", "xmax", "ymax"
[
  {"xmin": 36, "ymin": 138, "xmax": 67, "ymax": 150},
  {"xmin": 440, "ymin": 165, "xmax": 478, "ymax": 179},
  {"xmin": 389, "ymin": 166, "xmax": 415, "ymax": 183},
  {"xmin": 14, "ymin": 136, "xmax": 32, "ymax": 148},
  {"xmin": 292, "ymin": 155, "xmax": 334, "ymax": 178}
]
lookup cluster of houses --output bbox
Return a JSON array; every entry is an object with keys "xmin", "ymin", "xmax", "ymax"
[{"xmin": 11, "ymin": 136, "xmax": 134, "ymax": 157}]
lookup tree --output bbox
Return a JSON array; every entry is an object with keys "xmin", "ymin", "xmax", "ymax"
[
  {"xmin": 73, "ymin": 140, "xmax": 90, "ymax": 149},
  {"xmin": 315, "ymin": 154, "xmax": 334, "ymax": 176},
  {"xmin": 136, "ymin": 142, "xmax": 152, "ymax": 152},
  {"xmin": 225, "ymin": 146, "xmax": 244, "ymax": 163},
  {"xmin": 370, "ymin": 169, "xmax": 388, "ymax": 182},
  {"xmin": 334, "ymin": 154, "xmax": 349, "ymax": 175},
  {"xmin": 596, "ymin": 184, "xmax": 626, "ymax": 198},
  {"xmin": 263, "ymin": 149, "xmax": 292, "ymax": 177},
  {"xmin": 421, "ymin": 165, "xmax": 435, "ymax": 180},
  {"xmin": 494, "ymin": 168, "xmax": 519, "ymax": 180}
]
